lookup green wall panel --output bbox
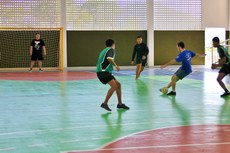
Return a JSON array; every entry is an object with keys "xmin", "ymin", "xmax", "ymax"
[
  {"xmin": 67, "ymin": 31, "xmax": 206, "ymax": 66},
  {"xmin": 67, "ymin": 31, "xmax": 147, "ymax": 66},
  {"xmin": 154, "ymin": 31, "xmax": 205, "ymax": 65}
]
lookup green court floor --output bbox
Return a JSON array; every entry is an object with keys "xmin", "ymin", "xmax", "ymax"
[{"xmin": 0, "ymin": 68, "xmax": 230, "ymax": 153}]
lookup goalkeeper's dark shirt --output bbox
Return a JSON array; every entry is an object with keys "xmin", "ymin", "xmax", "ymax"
[
  {"xmin": 31, "ymin": 39, "xmax": 45, "ymax": 54},
  {"xmin": 132, "ymin": 43, "xmax": 149, "ymax": 61}
]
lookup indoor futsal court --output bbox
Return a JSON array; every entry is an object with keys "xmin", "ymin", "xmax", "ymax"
[{"xmin": 1, "ymin": 0, "xmax": 230, "ymax": 153}]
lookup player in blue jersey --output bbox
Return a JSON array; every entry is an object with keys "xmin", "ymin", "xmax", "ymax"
[{"xmin": 160, "ymin": 41, "xmax": 205, "ymax": 96}]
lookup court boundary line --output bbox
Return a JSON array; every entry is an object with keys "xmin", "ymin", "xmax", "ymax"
[
  {"xmin": 64, "ymin": 141, "xmax": 230, "ymax": 152},
  {"xmin": 61, "ymin": 124, "xmax": 230, "ymax": 153}
]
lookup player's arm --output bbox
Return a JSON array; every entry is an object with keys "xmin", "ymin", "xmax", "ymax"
[
  {"xmin": 142, "ymin": 45, "xmax": 149, "ymax": 60},
  {"xmin": 194, "ymin": 53, "xmax": 206, "ymax": 58},
  {"xmin": 212, "ymin": 57, "xmax": 227, "ymax": 69},
  {"xmin": 107, "ymin": 49, "xmax": 120, "ymax": 71},
  {"xmin": 30, "ymin": 46, "xmax": 33, "ymax": 56},
  {"xmin": 131, "ymin": 46, "xmax": 136, "ymax": 64},
  {"xmin": 107, "ymin": 57, "xmax": 120, "ymax": 71},
  {"xmin": 145, "ymin": 45, "xmax": 149, "ymax": 56},
  {"xmin": 160, "ymin": 59, "xmax": 177, "ymax": 69},
  {"xmin": 43, "ymin": 46, "xmax": 46, "ymax": 57},
  {"xmin": 212, "ymin": 48, "xmax": 227, "ymax": 69},
  {"xmin": 42, "ymin": 40, "xmax": 46, "ymax": 57}
]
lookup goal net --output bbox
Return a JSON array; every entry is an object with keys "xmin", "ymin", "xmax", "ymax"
[{"xmin": 0, "ymin": 28, "xmax": 64, "ymax": 71}]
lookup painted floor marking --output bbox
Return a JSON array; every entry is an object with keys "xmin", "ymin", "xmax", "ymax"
[{"xmin": 0, "ymin": 147, "xmax": 15, "ymax": 151}]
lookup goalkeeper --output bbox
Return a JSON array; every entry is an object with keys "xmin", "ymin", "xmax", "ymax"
[{"xmin": 29, "ymin": 33, "xmax": 46, "ymax": 72}]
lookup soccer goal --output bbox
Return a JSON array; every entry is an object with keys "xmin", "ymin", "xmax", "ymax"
[{"xmin": 0, "ymin": 28, "xmax": 64, "ymax": 71}]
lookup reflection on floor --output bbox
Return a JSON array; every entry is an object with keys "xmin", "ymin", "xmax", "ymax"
[{"xmin": 0, "ymin": 67, "xmax": 229, "ymax": 153}]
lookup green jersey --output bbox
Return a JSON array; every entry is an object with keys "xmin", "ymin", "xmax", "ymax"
[
  {"xmin": 96, "ymin": 47, "xmax": 115, "ymax": 73},
  {"xmin": 217, "ymin": 45, "xmax": 230, "ymax": 65}
]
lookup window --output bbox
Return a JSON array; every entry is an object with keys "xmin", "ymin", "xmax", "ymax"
[
  {"xmin": 154, "ymin": 0, "xmax": 202, "ymax": 30},
  {"xmin": 0, "ymin": 0, "xmax": 61, "ymax": 28},
  {"xmin": 66, "ymin": 0, "xmax": 147, "ymax": 30}
]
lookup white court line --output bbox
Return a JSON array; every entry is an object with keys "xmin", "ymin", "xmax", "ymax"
[
  {"xmin": 61, "ymin": 139, "xmax": 80, "ymax": 143},
  {"xmin": 0, "ymin": 147, "xmax": 15, "ymax": 151},
  {"xmin": 61, "ymin": 137, "xmax": 111, "ymax": 144},
  {"xmin": 91, "ymin": 137, "xmax": 111, "ymax": 140},
  {"xmin": 0, "ymin": 119, "xmax": 205, "ymax": 136},
  {"xmin": 66, "ymin": 142, "xmax": 230, "ymax": 152},
  {"xmin": 27, "ymin": 143, "xmax": 48, "ymax": 147},
  {"xmin": 103, "ymin": 142, "xmax": 230, "ymax": 150}
]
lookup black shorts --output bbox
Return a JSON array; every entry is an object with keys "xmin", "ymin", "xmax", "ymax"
[
  {"xmin": 175, "ymin": 69, "xmax": 191, "ymax": 80},
  {"xmin": 136, "ymin": 57, "xmax": 147, "ymax": 67},
  {"xmin": 219, "ymin": 64, "xmax": 230, "ymax": 75},
  {"xmin": 97, "ymin": 72, "xmax": 116, "ymax": 84},
  {"xmin": 31, "ymin": 52, "xmax": 43, "ymax": 61}
]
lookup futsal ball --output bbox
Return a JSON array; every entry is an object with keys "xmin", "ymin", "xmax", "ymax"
[{"xmin": 161, "ymin": 87, "xmax": 168, "ymax": 94}]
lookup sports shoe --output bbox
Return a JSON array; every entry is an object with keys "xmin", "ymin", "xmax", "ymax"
[
  {"xmin": 220, "ymin": 92, "xmax": 230, "ymax": 97},
  {"xmin": 39, "ymin": 69, "xmax": 43, "ymax": 72},
  {"xmin": 28, "ymin": 69, "xmax": 32, "ymax": 72},
  {"xmin": 167, "ymin": 91, "xmax": 176, "ymax": 96},
  {"xmin": 117, "ymin": 104, "xmax": 130, "ymax": 110},
  {"xmin": 100, "ymin": 103, "xmax": 112, "ymax": 111}
]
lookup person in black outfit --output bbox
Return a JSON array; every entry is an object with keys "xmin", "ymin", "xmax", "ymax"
[
  {"xmin": 29, "ymin": 33, "xmax": 46, "ymax": 72},
  {"xmin": 131, "ymin": 36, "xmax": 149, "ymax": 80}
]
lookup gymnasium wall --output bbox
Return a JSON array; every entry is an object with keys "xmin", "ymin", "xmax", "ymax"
[
  {"xmin": 154, "ymin": 31, "xmax": 205, "ymax": 65},
  {"xmin": 67, "ymin": 31, "xmax": 147, "ymax": 66},
  {"xmin": 67, "ymin": 31, "xmax": 205, "ymax": 66}
]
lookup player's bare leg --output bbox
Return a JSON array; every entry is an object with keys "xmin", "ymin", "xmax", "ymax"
[
  {"xmin": 217, "ymin": 73, "xmax": 230, "ymax": 97},
  {"xmin": 103, "ymin": 79, "xmax": 118, "ymax": 105},
  {"xmin": 217, "ymin": 73, "xmax": 227, "ymax": 90},
  {"xmin": 38, "ymin": 60, "xmax": 42, "ymax": 71},
  {"xmin": 140, "ymin": 66, "xmax": 145, "ymax": 73},
  {"xmin": 29, "ymin": 60, "xmax": 35, "ymax": 71},
  {"xmin": 114, "ymin": 80, "xmax": 122, "ymax": 105},
  {"xmin": 136, "ymin": 64, "xmax": 142, "ymax": 80},
  {"xmin": 114, "ymin": 80, "xmax": 129, "ymax": 109},
  {"xmin": 166, "ymin": 75, "xmax": 179, "ymax": 95}
]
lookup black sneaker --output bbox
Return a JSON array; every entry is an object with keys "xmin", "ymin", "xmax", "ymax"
[
  {"xmin": 100, "ymin": 103, "xmax": 111, "ymax": 111},
  {"xmin": 117, "ymin": 104, "xmax": 130, "ymax": 110},
  {"xmin": 220, "ymin": 92, "xmax": 230, "ymax": 97},
  {"xmin": 167, "ymin": 91, "xmax": 176, "ymax": 96}
]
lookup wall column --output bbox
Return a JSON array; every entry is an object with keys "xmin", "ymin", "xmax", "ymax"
[
  {"xmin": 147, "ymin": 0, "xmax": 154, "ymax": 66},
  {"xmin": 60, "ymin": 0, "xmax": 67, "ymax": 69}
]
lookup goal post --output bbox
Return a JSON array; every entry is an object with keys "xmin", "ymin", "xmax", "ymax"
[{"xmin": 0, "ymin": 27, "xmax": 64, "ymax": 71}]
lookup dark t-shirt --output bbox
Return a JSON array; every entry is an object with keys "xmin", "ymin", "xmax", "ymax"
[
  {"xmin": 31, "ymin": 39, "xmax": 45, "ymax": 54},
  {"xmin": 132, "ymin": 43, "xmax": 149, "ymax": 61},
  {"xmin": 100, "ymin": 48, "xmax": 115, "ymax": 70}
]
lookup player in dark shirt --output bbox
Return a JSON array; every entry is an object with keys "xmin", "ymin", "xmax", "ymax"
[
  {"xmin": 96, "ymin": 39, "xmax": 130, "ymax": 111},
  {"xmin": 29, "ymin": 33, "xmax": 46, "ymax": 72},
  {"xmin": 131, "ymin": 36, "xmax": 149, "ymax": 80},
  {"xmin": 211, "ymin": 37, "xmax": 230, "ymax": 97}
]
